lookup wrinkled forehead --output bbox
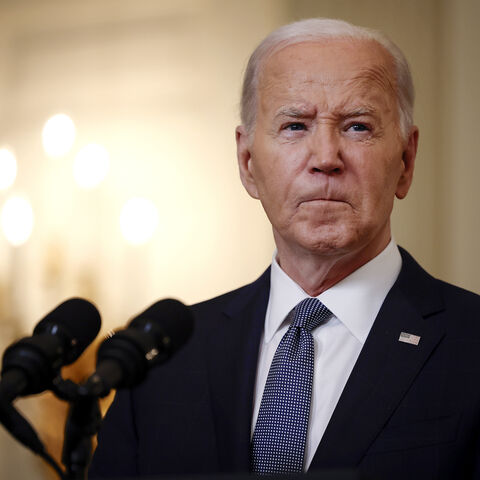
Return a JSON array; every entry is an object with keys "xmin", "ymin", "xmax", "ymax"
[{"xmin": 257, "ymin": 39, "xmax": 399, "ymax": 113}]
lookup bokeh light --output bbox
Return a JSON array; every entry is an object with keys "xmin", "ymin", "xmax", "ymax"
[
  {"xmin": 120, "ymin": 197, "xmax": 159, "ymax": 246},
  {"xmin": 0, "ymin": 148, "xmax": 17, "ymax": 190},
  {"xmin": 42, "ymin": 114, "xmax": 76, "ymax": 157},
  {"xmin": 1, "ymin": 196, "xmax": 34, "ymax": 246},
  {"xmin": 73, "ymin": 143, "xmax": 110, "ymax": 189}
]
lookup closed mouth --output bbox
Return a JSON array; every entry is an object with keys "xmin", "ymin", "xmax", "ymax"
[{"xmin": 300, "ymin": 198, "xmax": 345, "ymax": 205}]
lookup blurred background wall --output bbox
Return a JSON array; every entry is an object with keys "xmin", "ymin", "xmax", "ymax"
[{"xmin": 0, "ymin": 0, "xmax": 478, "ymax": 478}]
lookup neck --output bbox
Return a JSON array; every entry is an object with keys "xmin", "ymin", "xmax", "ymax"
[{"xmin": 274, "ymin": 232, "xmax": 391, "ymax": 297}]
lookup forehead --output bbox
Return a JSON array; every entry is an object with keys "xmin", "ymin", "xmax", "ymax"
[{"xmin": 257, "ymin": 39, "xmax": 398, "ymax": 115}]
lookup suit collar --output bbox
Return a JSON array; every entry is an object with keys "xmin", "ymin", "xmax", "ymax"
[
  {"xmin": 395, "ymin": 247, "xmax": 444, "ymax": 317},
  {"xmin": 310, "ymin": 248, "xmax": 446, "ymax": 469},
  {"xmin": 205, "ymin": 268, "xmax": 270, "ymax": 472}
]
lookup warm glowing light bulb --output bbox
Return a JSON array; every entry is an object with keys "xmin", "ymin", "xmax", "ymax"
[
  {"xmin": 73, "ymin": 143, "xmax": 110, "ymax": 189},
  {"xmin": 1, "ymin": 196, "xmax": 34, "ymax": 246},
  {"xmin": 0, "ymin": 148, "xmax": 17, "ymax": 190},
  {"xmin": 42, "ymin": 114, "xmax": 76, "ymax": 157},
  {"xmin": 120, "ymin": 197, "xmax": 159, "ymax": 246}
]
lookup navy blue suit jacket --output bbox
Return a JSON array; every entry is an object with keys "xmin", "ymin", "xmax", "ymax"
[{"xmin": 89, "ymin": 249, "xmax": 480, "ymax": 479}]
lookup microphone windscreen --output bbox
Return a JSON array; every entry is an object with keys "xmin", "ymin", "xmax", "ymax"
[
  {"xmin": 130, "ymin": 298, "xmax": 194, "ymax": 351},
  {"xmin": 33, "ymin": 298, "xmax": 101, "ymax": 363}
]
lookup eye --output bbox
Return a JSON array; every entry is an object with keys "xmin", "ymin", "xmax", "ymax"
[
  {"xmin": 347, "ymin": 123, "xmax": 370, "ymax": 132},
  {"xmin": 284, "ymin": 122, "xmax": 307, "ymax": 131}
]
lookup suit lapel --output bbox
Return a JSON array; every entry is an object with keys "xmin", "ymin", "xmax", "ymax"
[
  {"xmin": 310, "ymin": 249, "xmax": 446, "ymax": 469},
  {"xmin": 205, "ymin": 269, "xmax": 270, "ymax": 472}
]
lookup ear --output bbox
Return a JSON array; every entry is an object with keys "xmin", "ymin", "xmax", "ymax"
[
  {"xmin": 395, "ymin": 126, "xmax": 419, "ymax": 199},
  {"xmin": 236, "ymin": 125, "xmax": 259, "ymax": 199}
]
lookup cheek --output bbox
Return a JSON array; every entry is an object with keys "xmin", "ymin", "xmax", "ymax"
[
  {"xmin": 349, "ymin": 154, "xmax": 403, "ymax": 215},
  {"xmin": 256, "ymin": 173, "xmax": 291, "ymax": 209},
  {"xmin": 358, "ymin": 145, "xmax": 403, "ymax": 185},
  {"xmin": 250, "ymin": 148, "xmax": 300, "ymax": 201}
]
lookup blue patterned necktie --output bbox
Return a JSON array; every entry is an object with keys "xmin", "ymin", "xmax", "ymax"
[{"xmin": 251, "ymin": 297, "xmax": 332, "ymax": 474}]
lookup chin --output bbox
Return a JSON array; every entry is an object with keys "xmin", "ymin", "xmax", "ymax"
[
  {"xmin": 294, "ymin": 223, "xmax": 364, "ymax": 257},
  {"xmin": 297, "ymin": 234, "xmax": 355, "ymax": 256}
]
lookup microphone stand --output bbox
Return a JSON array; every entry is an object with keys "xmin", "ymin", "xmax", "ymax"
[
  {"xmin": 62, "ymin": 395, "xmax": 102, "ymax": 480},
  {"xmin": 53, "ymin": 378, "xmax": 103, "ymax": 480}
]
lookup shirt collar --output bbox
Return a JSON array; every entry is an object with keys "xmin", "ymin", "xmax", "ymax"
[{"xmin": 265, "ymin": 240, "xmax": 402, "ymax": 344}]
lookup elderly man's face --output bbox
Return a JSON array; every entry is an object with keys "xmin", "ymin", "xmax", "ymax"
[{"xmin": 237, "ymin": 39, "xmax": 417, "ymax": 261}]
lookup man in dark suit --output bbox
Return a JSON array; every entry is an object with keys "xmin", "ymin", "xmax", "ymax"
[{"xmin": 89, "ymin": 18, "xmax": 480, "ymax": 479}]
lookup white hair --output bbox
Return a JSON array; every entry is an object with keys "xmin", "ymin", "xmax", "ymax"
[{"xmin": 240, "ymin": 18, "xmax": 415, "ymax": 139}]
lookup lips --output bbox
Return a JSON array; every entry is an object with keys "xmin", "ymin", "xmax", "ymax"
[
  {"xmin": 298, "ymin": 197, "xmax": 347, "ymax": 206},
  {"xmin": 305, "ymin": 197, "xmax": 343, "ymax": 202}
]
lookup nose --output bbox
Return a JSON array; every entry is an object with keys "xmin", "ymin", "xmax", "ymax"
[{"xmin": 308, "ymin": 126, "xmax": 344, "ymax": 175}]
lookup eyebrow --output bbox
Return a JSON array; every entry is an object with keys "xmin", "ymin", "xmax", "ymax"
[
  {"xmin": 341, "ymin": 106, "xmax": 378, "ymax": 118},
  {"xmin": 274, "ymin": 107, "xmax": 317, "ymax": 120}
]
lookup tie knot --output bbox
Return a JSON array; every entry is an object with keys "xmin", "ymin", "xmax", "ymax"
[{"xmin": 291, "ymin": 297, "xmax": 332, "ymax": 332}]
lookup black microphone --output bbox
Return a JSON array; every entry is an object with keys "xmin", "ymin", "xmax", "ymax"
[
  {"xmin": 0, "ymin": 298, "xmax": 101, "ymax": 402},
  {"xmin": 82, "ymin": 298, "xmax": 194, "ymax": 397}
]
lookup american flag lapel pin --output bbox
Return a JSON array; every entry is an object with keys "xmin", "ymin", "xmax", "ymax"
[{"xmin": 398, "ymin": 332, "xmax": 421, "ymax": 345}]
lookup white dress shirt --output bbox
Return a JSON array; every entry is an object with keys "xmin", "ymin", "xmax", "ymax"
[{"xmin": 251, "ymin": 240, "xmax": 402, "ymax": 469}]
